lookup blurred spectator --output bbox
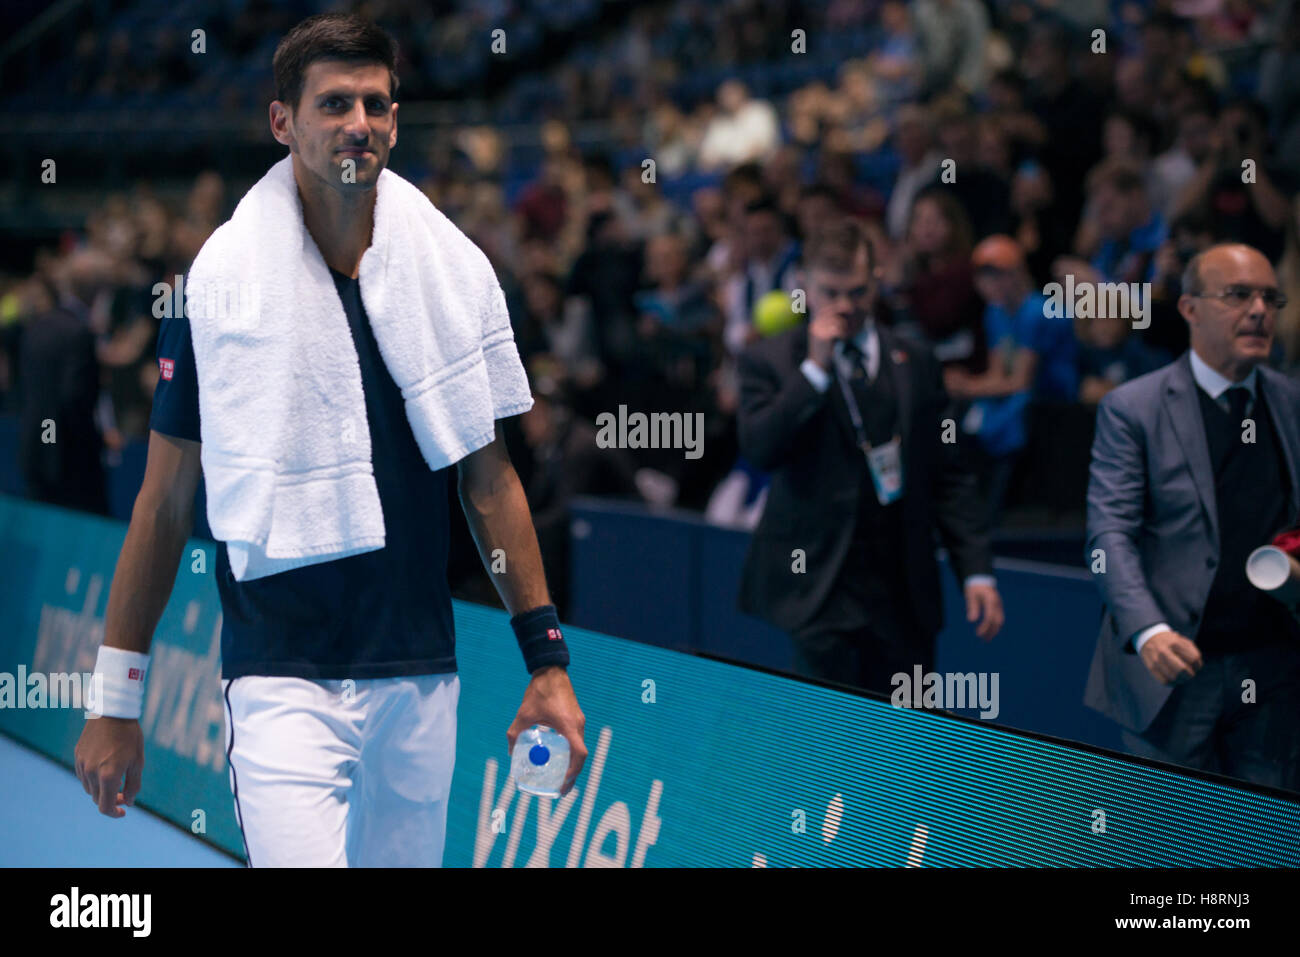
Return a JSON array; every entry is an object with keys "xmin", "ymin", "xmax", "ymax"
[
  {"xmin": 563, "ymin": 205, "xmax": 644, "ymax": 382},
  {"xmin": 926, "ymin": 98, "xmax": 1012, "ymax": 239},
  {"xmin": 720, "ymin": 195, "xmax": 801, "ymax": 355},
  {"xmin": 1075, "ymin": 312, "xmax": 1173, "ymax": 406},
  {"xmin": 870, "ymin": 0, "xmax": 923, "ymax": 105},
  {"xmin": 15, "ymin": 258, "xmax": 108, "ymax": 515},
  {"xmin": 1021, "ymin": 21, "xmax": 1106, "ymax": 246},
  {"xmin": 643, "ymin": 100, "xmax": 701, "ymax": 180},
  {"xmin": 1101, "ymin": 109, "xmax": 1161, "ymax": 194},
  {"xmin": 1259, "ymin": 3, "xmax": 1300, "ymax": 172},
  {"xmin": 1151, "ymin": 101, "xmax": 1218, "ymax": 220},
  {"xmin": 633, "ymin": 232, "xmax": 719, "ymax": 394},
  {"xmin": 945, "ymin": 235, "xmax": 1077, "ymax": 523},
  {"xmin": 913, "ymin": 0, "xmax": 990, "ymax": 98},
  {"xmin": 795, "ymin": 183, "xmax": 842, "ymax": 245},
  {"xmin": 514, "ymin": 272, "xmax": 601, "ymax": 390},
  {"xmin": 886, "ymin": 104, "xmax": 943, "ymax": 240},
  {"xmin": 515, "ymin": 152, "xmax": 574, "ymax": 244},
  {"xmin": 1055, "ymin": 160, "xmax": 1167, "ymax": 293},
  {"xmin": 519, "ymin": 371, "xmax": 643, "ymax": 617},
  {"xmin": 1171, "ymin": 97, "xmax": 1296, "ymax": 263},
  {"xmin": 825, "ymin": 62, "xmax": 890, "ymax": 154},
  {"xmin": 891, "ymin": 187, "xmax": 987, "ymax": 373},
  {"xmin": 698, "ymin": 80, "xmax": 781, "ymax": 172}
]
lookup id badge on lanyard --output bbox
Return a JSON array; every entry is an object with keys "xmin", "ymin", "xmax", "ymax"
[
  {"xmin": 864, "ymin": 436, "xmax": 904, "ymax": 506},
  {"xmin": 835, "ymin": 366, "xmax": 905, "ymax": 506}
]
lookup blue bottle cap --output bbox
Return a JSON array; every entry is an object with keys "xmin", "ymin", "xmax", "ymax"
[{"xmin": 529, "ymin": 743, "xmax": 550, "ymax": 766}]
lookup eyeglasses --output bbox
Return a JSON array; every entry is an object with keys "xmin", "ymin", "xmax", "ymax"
[{"xmin": 1189, "ymin": 284, "xmax": 1288, "ymax": 311}]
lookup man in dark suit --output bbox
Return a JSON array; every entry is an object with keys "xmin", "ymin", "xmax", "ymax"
[
  {"xmin": 1084, "ymin": 242, "xmax": 1300, "ymax": 791},
  {"xmin": 736, "ymin": 217, "xmax": 1003, "ymax": 694},
  {"xmin": 16, "ymin": 291, "xmax": 108, "ymax": 516}
]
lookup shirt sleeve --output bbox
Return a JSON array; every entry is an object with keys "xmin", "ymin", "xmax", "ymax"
[
  {"xmin": 148, "ymin": 313, "xmax": 202, "ymax": 443},
  {"xmin": 482, "ymin": 279, "xmax": 535, "ymax": 420}
]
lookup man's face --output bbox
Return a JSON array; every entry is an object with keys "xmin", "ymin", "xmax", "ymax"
[
  {"xmin": 808, "ymin": 248, "xmax": 876, "ymax": 338},
  {"xmin": 272, "ymin": 60, "xmax": 397, "ymax": 192},
  {"xmin": 1181, "ymin": 246, "xmax": 1280, "ymax": 373},
  {"xmin": 646, "ymin": 235, "xmax": 686, "ymax": 286},
  {"xmin": 973, "ymin": 266, "xmax": 1016, "ymax": 307},
  {"xmin": 1218, "ymin": 106, "xmax": 1262, "ymax": 159},
  {"xmin": 937, "ymin": 120, "xmax": 974, "ymax": 164},
  {"xmin": 1092, "ymin": 183, "xmax": 1140, "ymax": 239},
  {"xmin": 746, "ymin": 210, "xmax": 785, "ymax": 263}
]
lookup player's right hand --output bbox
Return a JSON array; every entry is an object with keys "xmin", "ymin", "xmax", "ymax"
[
  {"xmin": 1138, "ymin": 629, "xmax": 1203, "ymax": 686},
  {"xmin": 75, "ymin": 716, "xmax": 145, "ymax": 818},
  {"xmin": 807, "ymin": 306, "xmax": 849, "ymax": 372}
]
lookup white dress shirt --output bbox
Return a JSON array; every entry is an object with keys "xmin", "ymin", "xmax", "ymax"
[
  {"xmin": 1132, "ymin": 350, "xmax": 1260, "ymax": 652},
  {"xmin": 798, "ymin": 321, "xmax": 995, "ymax": 591}
]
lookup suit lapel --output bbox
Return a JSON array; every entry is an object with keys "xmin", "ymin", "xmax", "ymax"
[
  {"xmin": 880, "ymin": 326, "xmax": 912, "ymax": 444},
  {"xmin": 1259, "ymin": 368, "xmax": 1300, "ymax": 523},
  {"xmin": 1164, "ymin": 352, "xmax": 1218, "ymax": 545}
]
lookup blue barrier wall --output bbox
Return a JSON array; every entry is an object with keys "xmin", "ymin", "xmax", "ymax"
[
  {"xmin": 568, "ymin": 498, "xmax": 1124, "ymax": 753},
  {"xmin": 3, "ymin": 493, "xmax": 1299, "ymax": 866},
  {"xmin": 1, "ymin": 410, "xmax": 1121, "ymax": 753}
]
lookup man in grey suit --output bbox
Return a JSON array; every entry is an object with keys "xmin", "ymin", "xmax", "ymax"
[{"xmin": 1084, "ymin": 242, "xmax": 1300, "ymax": 792}]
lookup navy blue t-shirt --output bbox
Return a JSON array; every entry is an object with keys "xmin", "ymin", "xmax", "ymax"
[{"xmin": 150, "ymin": 267, "xmax": 457, "ymax": 680}]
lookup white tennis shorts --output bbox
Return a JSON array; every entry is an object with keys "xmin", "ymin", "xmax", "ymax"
[{"xmin": 221, "ymin": 672, "xmax": 460, "ymax": 867}]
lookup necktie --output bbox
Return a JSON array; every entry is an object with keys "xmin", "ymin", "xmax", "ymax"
[
  {"xmin": 1225, "ymin": 385, "xmax": 1251, "ymax": 422},
  {"xmin": 839, "ymin": 338, "xmax": 873, "ymax": 383}
]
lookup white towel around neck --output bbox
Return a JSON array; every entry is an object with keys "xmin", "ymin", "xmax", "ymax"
[{"xmin": 184, "ymin": 154, "xmax": 532, "ymax": 581}]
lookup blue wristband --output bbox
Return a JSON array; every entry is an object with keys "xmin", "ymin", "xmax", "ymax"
[{"xmin": 510, "ymin": 604, "xmax": 570, "ymax": 674}]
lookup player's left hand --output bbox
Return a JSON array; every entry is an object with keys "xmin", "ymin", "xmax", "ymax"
[
  {"xmin": 508, "ymin": 665, "xmax": 587, "ymax": 797},
  {"xmin": 965, "ymin": 582, "xmax": 1004, "ymax": 641}
]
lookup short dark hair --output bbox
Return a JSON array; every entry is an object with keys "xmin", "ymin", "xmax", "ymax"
[
  {"xmin": 1107, "ymin": 109, "xmax": 1160, "ymax": 155},
  {"xmin": 744, "ymin": 194, "xmax": 782, "ymax": 218},
  {"xmin": 1221, "ymin": 96, "xmax": 1270, "ymax": 134},
  {"xmin": 798, "ymin": 182, "xmax": 840, "ymax": 204},
  {"xmin": 273, "ymin": 13, "xmax": 399, "ymax": 112},
  {"xmin": 1087, "ymin": 158, "xmax": 1146, "ymax": 196},
  {"xmin": 911, "ymin": 185, "xmax": 974, "ymax": 260},
  {"xmin": 723, "ymin": 162, "xmax": 764, "ymax": 196},
  {"xmin": 990, "ymin": 68, "xmax": 1027, "ymax": 98},
  {"xmin": 803, "ymin": 217, "xmax": 876, "ymax": 274}
]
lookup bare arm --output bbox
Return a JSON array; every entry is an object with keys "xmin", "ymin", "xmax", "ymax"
[
  {"xmin": 76, "ymin": 429, "xmax": 201, "ymax": 818},
  {"xmin": 462, "ymin": 421, "xmax": 588, "ymax": 793},
  {"xmin": 457, "ymin": 421, "xmax": 551, "ymax": 615},
  {"xmin": 102, "ymin": 430, "xmax": 203, "ymax": 653},
  {"xmin": 947, "ymin": 348, "xmax": 1039, "ymax": 399}
]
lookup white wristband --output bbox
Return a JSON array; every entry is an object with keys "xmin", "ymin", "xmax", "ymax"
[{"xmin": 90, "ymin": 646, "xmax": 150, "ymax": 719}]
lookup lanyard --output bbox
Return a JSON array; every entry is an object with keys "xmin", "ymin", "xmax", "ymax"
[{"xmin": 834, "ymin": 348, "xmax": 899, "ymax": 455}]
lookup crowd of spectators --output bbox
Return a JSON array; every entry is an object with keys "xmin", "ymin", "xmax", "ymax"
[{"xmin": 5, "ymin": 0, "xmax": 1300, "ymax": 603}]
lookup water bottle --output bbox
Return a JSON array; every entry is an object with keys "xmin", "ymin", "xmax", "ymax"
[{"xmin": 512, "ymin": 725, "xmax": 570, "ymax": 798}]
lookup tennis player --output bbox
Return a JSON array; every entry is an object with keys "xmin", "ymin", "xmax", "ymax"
[{"xmin": 73, "ymin": 13, "xmax": 586, "ymax": 867}]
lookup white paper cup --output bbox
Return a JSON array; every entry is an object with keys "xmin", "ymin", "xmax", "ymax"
[{"xmin": 1246, "ymin": 546, "xmax": 1300, "ymax": 606}]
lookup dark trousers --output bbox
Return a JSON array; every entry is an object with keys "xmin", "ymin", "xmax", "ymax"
[
  {"xmin": 1121, "ymin": 643, "xmax": 1300, "ymax": 793},
  {"xmin": 790, "ymin": 568, "xmax": 932, "ymax": 696}
]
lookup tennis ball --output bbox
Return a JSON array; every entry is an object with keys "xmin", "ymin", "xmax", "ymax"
[{"xmin": 753, "ymin": 289, "xmax": 800, "ymax": 337}]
